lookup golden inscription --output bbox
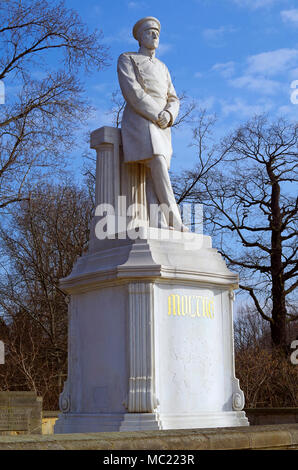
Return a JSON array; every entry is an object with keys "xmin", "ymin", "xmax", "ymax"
[{"xmin": 168, "ymin": 294, "xmax": 215, "ymax": 319}]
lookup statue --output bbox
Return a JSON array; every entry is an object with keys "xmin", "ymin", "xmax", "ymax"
[
  {"xmin": 54, "ymin": 17, "xmax": 248, "ymax": 435},
  {"xmin": 117, "ymin": 17, "xmax": 188, "ymax": 231}
]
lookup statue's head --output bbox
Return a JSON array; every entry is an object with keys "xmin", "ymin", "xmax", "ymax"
[{"xmin": 133, "ymin": 17, "xmax": 161, "ymax": 50}]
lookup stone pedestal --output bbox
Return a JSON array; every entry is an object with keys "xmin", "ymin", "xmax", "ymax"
[
  {"xmin": 54, "ymin": 126, "xmax": 248, "ymax": 433},
  {"xmin": 54, "ymin": 228, "xmax": 248, "ymax": 433}
]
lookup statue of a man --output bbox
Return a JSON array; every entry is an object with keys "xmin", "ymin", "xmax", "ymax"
[{"xmin": 117, "ymin": 17, "xmax": 188, "ymax": 231}]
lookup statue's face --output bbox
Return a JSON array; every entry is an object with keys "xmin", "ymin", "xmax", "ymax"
[{"xmin": 140, "ymin": 28, "xmax": 159, "ymax": 50}]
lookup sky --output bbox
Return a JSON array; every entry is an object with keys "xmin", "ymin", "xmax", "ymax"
[{"xmin": 62, "ymin": 0, "xmax": 298, "ymax": 174}]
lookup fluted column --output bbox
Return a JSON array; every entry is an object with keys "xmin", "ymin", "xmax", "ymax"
[
  {"xmin": 228, "ymin": 289, "xmax": 245, "ymax": 411},
  {"xmin": 90, "ymin": 126, "xmax": 148, "ymax": 242},
  {"xmin": 121, "ymin": 158, "xmax": 147, "ymax": 226},
  {"xmin": 127, "ymin": 282, "xmax": 157, "ymax": 412},
  {"xmin": 90, "ymin": 127, "xmax": 121, "ymax": 209}
]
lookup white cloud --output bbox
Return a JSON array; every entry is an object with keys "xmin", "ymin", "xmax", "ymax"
[
  {"xmin": 87, "ymin": 108, "xmax": 114, "ymax": 129},
  {"xmin": 289, "ymin": 67, "xmax": 298, "ymax": 80},
  {"xmin": 212, "ymin": 61, "xmax": 235, "ymax": 78},
  {"xmin": 103, "ymin": 28, "xmax": 135, "ymax": 45},
  {"xmin": 246, "ymin": 49, "xmax": 298, "ymax": 76},
  {"xmin": 220, "ymin": 98, "xmax": 273, "ymax": 117},
  {"xmin": 277, "ymin": 104, "xmax": 298, "ymax": 121},
  {"xmin": 156, "ymin": 43, "xmax": 173, "ymax": 57},
  {"xmin": 281, "ymin": 9, "xmax": 298, "ymax": 26},
  {"xmin": 127, "ymin": 1, "xmax": 147, "ymax": 8},
  {"xmin": 93, "ymin": 83, "xmax": 109, "ymax": 93},
  {"xmin": 229, "ymin": 75, "xmax": 280, "ymax": 95},
  {"xmin": 202, "ymin": 26, "xmax": 237, "ymax": 45},
  {"xmin": 231, "ymin": 0, "xmax": 279, "ymax": 9},
  {"xmin": 211, "ymin": 49, "xmax": 298, "ymax": 100},
  {"xmin": 196, "ymin": 96, "xmax": 215, "ymax": 110},
  {"xmin": 194, "ymin": 72, "xmax": 203, "ymax": 78}
]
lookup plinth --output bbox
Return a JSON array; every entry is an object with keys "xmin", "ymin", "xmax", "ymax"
[{"xmin": 54, "ymin": 127, "xmax": 248, "ymax": 433}]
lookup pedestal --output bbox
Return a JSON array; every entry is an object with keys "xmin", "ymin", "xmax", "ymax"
[{"xmin": 54, "ymin": 228, "xmax": 249, "ymax": 433}]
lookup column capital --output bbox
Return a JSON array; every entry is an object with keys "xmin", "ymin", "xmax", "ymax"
[{"xmin": 90, "ymin": 126, "xmax": 122, "ymax": 149}]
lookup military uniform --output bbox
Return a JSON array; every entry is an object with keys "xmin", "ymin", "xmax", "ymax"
[
  {"xmin": 117, "ymin": 51, "xmax": 179, "ymax": 169},
  {"xmin": 116, "ymin": 16, "xmax": 187, "ymax": 231}
]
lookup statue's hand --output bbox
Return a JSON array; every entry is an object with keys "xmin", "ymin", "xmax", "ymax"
[{"xmin": 157, "ymin": 111, "xmax": 171, "ymax": 129}]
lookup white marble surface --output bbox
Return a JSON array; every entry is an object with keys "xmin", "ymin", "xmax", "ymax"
[
  {"xmin": 54, "ymin": 18, "xmax": 249, "ymax": 434},
  {"xmin": 118, "ymin": 17, "xmax": 179, "ymax": 165},
  {"xmin": 117, "ymin": 17, "xmax": 188, "ymax": 231},
  {"xmin": 54, "ymin": 231, "xmax": 248, "ymax": 433}
]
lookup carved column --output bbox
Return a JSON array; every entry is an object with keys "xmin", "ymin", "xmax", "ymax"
[
  {"xmin": 229, "ymin": 289, "xmax": 245, "ymax": 411},
  {"xmin": 90, "ymin": 126, "xmax": 148, "ymax": 241},
  {"xmin": 90, "ymin": 127, "xmax": 121, "ymax": 208},
  {"xmin": 127, "ymin": 282, "xmax": 157, "ymax": 412},
  {"xmin": 59, "ymin": 295, "xmax": 72, "ymax": 413},
  {"xmin": 121, "ymin": 158, "xmax": 147, "ymax": 226}
]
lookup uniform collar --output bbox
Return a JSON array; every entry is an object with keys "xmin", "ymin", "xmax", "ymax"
[{"xmin": 138, "ymin": 46, "xmax": 156, "ymax": 61}]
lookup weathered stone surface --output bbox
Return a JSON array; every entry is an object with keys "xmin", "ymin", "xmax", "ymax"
[
  {"xmin": 0, "ymin": 408, "xmax": 29, "ymax": 431},
  {"xmin": 42, "ymin": 413, "xmax": 58, "ymax": 435},
  {"xmin": 0, "ymin": 392, "xmax": 42, "ymax": 435},
  {"xmin": 54, "ymin": 230, "xmax": 248, "ymax": 433},
  {"xmin": 0, "ymin": 424, "xmax": 297, "ymax": 450},
  {"xmin": 44, "ymin": 408, "xmax": 298, "ymax": 435}
]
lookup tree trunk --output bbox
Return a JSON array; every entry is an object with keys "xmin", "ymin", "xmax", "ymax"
[{"xmin": 270, "ymin": 179, "xmax": 287, "ymax": 352}]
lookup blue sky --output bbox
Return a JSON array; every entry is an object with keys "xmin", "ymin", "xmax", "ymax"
[{"xmin": 62, "ymin": 0, "xmax": 298, "ymax": 174}]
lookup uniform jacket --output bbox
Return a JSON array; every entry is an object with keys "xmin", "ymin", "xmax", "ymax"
[{"xmin": 117, "ymin": 51, "xmax": 180, "ymax": 169}]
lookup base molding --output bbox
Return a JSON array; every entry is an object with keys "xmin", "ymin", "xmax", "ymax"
[
  {"xmin": 158, "ymin": 411, "xmax": 249, "ymax": 429},
  {"xmin": 54, "ymin": 413, "xmax": 160, "ymax": 433},
  {"xmin": 54, "ymin": 411, "xmax": 249, "ymax": 434}
]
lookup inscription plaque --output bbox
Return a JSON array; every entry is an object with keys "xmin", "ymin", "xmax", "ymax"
[
  {"xmin": 0, "ymin": 392, "xmax": 42, "ymax": 434},
  {"xmin": 0, "ymin": 407, "xmax": 29, "ymax": 431}
]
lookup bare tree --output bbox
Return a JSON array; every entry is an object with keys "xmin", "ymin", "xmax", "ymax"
[
  {"xmin": 176, "ymin": 114, "xmax": 298, "ymax": 352},
  {"xmin": 235, "ymin": 345, "xmax": 297, "ymax": 408},
  {"xmin": 106, "ymin": 89, "xmax": 126, "ymax": 129},
  {"xmin": 0, "ymin": 0, "xmax": 108, "ymax": 209},
  {"xmin": 172, "ymin": 108, "xmax": 228, "ymax": 205},
  {"xmin": 0, "ymin": 182, "xmax": 93, "ymax": 408}
]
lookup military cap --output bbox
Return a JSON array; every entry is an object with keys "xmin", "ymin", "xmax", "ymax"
[{"xmin": 132, "ymin": 17, "xmax": 161, "ymax": 41}]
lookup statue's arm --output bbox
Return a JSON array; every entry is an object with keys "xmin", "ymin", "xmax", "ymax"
[
  {"xmin": 164, "ymin": 68, "xmax": 180, "ymax": 127},
  {"xmin": 117, "ymin": 54, "xmax": 162, "ymax": 123}
]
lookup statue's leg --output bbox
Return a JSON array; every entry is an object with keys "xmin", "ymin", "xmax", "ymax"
[
  {"xmin": 145, "ymin": 167, "xmax": 168, "ymax": 228},
  {"xmin": 145, "ymin": 155, "xmax": 188, "ymax": 231}
]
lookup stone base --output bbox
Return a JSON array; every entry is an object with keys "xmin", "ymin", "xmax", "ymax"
[
  {"xmin": 159, "ymin": 411, "xmax": 249, "ymax": 430},
  {"xmin": 54, "ymin": 410, "xmax": 248, "ymax": 433},
  {"xmin": 2, "ymin": 424, "xmax": 298, "ymax": 450},
  {"xmin": 55, "ymin": 413, "xmax": 160, "ymax": 433},
  {"xmin": 54, "ymin": 229, "xmax": 249, "ymax": 435}
]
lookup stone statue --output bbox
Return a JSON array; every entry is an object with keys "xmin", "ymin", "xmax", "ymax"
[
  {"xmin": 117, "ymin": 17, "xmax": 188, "ymax": 231},
  {"xmin": 55, "ymin": 17, "xmax": 248, "ymax": 435}
]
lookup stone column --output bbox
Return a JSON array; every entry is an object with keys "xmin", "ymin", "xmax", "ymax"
[
  {"xmin": 127, "ymin": 282, "xmax": 157, "ymax": 413},
  {"xmin": 90, "ymin": 126, "xmax": 121, "ymax": 209},
  {"xmin": 89, "ymin": 126, "xmax": 148, "ymax": 248}
]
